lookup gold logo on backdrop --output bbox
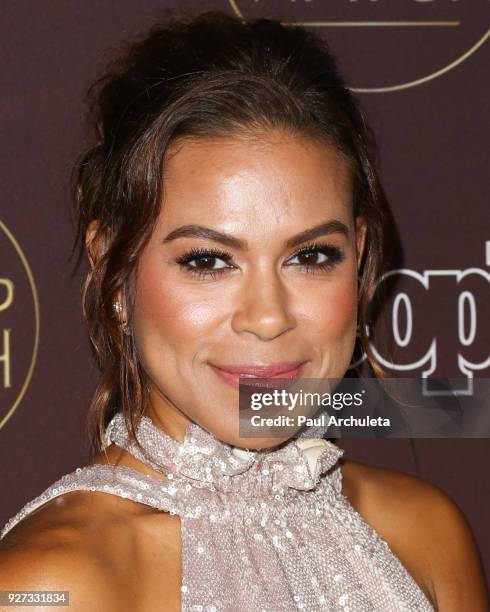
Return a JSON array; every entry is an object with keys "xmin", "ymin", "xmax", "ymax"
[
  {"xmin": 228, "ymin": 1, "xmax": 489, "ymax": 92},
  {"xmin": 0, "ymin": 220, "xmax": 40, "ymax": 430}
]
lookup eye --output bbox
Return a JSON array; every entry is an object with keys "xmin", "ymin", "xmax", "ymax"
[
  {"xmin": 176, "ymin": 242, "xmax": 345, "ymax": 280},
  {"xmin": 176, "ymin": 247, "xmax": 235, "ymax": 279},
  {"xmin": 287, "ymin": 242, "xmax": 345, "ymax": 273}
]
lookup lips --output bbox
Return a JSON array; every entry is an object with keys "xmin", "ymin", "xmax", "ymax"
[{"xmin": 209, "ymin": 362, "xmax": 307, "ymax": 390}]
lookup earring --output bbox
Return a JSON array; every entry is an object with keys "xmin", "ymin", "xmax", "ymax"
[{"xmin": 113, "ymin": 301, "xmax": 131, "ymax": 335}]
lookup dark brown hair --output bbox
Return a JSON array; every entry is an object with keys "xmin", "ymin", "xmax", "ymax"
[{"xmin": 72, "ymin": 11, "xmax": 391, "ymax": 456}]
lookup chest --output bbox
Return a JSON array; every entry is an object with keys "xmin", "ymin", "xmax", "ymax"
[{"xmin": 114, "ymin": 504, "xmax": 433, "ymax": 612}]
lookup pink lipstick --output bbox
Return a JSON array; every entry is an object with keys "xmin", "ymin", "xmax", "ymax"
[{"xmin": 209, "ymin": 362, "xmax": 307, "ymax": 390}]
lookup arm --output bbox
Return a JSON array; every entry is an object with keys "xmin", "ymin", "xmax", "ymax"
[
  {"xmin": 0, "ymin": 532, "xmax": 122, "ymax": 612},
  {"xmin": 424, "ymin": 488, "xmax": 490, "ymax": 612},
  {"xmin": 342, "ymin": 460, "xmax": 490, "ymax": 611}
]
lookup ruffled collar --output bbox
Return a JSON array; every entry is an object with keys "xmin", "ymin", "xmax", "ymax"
[{"xmin": 104, "ymin": 412, "xmax": 344, "ymax": 495}]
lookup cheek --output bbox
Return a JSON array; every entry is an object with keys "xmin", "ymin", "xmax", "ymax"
[
  {"xmin": 307, "ymin": 276, "xmax": 357, "ymax": 341},
  {"xmin": 331, "ymin": 285, "xmax": 357, "ymax": 335},
  {"xmin": 133, "ymin": 255, "xmax": 222, "ymax": 346}
]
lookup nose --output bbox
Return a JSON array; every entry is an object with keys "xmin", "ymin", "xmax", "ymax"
[{"xmin": 231, "ymin": 267, "xmax": 297, "ymax": 341}]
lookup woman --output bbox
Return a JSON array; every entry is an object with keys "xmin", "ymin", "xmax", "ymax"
[{"xmin": 0, "ymin": 11, "xmax": 488, "ymax": 612}]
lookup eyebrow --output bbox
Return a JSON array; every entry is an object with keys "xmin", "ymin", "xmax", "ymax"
[{"xmin": 162, "ymin": 219, "xmax": 350, "ymax": 250}]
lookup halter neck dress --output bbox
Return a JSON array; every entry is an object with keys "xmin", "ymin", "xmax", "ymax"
[{"xmin": 1, "ymin": 412, "xmax": 435, "ymax": 611}]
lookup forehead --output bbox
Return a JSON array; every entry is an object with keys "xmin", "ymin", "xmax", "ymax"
[{"xmin": 158, "ymin": 133, "xmax": 354, "ymax": 233}]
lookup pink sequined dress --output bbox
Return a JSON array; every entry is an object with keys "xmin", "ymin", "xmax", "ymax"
[{"xmin": 1, "ymin": 412, "xmax": 435, "ymax": 611}]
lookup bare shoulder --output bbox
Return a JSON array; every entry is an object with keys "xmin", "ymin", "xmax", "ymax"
[
  {"xmin": 340, "ymin": 458, "xmax": 490, "ymax": 611},
  {"xmin": 0, "ymin": 491, "xmax": 149, "ymax": 611}
]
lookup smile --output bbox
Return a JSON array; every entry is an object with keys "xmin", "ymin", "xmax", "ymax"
[{"xmin": 209, "ymin": 362, "xmax": 307, "ymax": 390}]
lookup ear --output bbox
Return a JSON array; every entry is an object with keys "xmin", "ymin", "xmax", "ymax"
[
  {"xmin": 355, "ymin": 216, "xmax": 367, "ymax": 273},
  {"xmin": 85, "ymin": 221, "xmax": 127, "ymax": 326},
  {"xmin": 85, "ymin": 219, "xmax": 109, "ymax": 270}
]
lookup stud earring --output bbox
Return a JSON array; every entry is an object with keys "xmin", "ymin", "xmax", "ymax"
[{"xmin": 113, "ymin": 301, "xmax": 131, "ymax": 335}]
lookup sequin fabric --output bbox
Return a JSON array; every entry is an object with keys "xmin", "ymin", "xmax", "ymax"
[{"xmin": 1, "ymin": 413, "xmax": 434, "ymax": 611}]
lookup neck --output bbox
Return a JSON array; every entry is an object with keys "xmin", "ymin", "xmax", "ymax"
[{"xmin": 146, "ymin": 384, "xmax": 193, "ymax": 443}]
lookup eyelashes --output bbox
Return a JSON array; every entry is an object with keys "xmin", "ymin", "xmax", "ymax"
[{"xmin": 175, "ymin": 242, "xmax": 346, "ymax": 280}]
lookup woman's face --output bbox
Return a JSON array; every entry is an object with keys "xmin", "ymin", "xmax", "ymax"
[{"xmin": 131, "ymin": 132, "xmax": 366, "ymax": 448}]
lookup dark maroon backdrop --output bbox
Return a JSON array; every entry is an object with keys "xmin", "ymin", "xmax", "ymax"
[{"xmin": 1, "ymin": 0, "xmax": 489, "ymax": 585}]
